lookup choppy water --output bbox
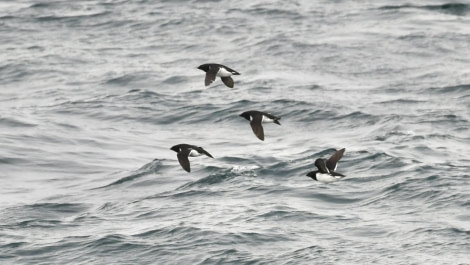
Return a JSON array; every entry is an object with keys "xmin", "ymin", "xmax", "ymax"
[{"xmin": 1, "ymin": 1, "xmax": 470, "ymax": 264}]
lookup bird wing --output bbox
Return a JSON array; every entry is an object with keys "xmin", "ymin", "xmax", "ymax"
[
  {"xmin": 205, "ymin": 68, "xmax": 218, "ymax": 86},
  {"xmin": 316, "ymin": 159, "xmax": 330, "ymax": 173},
  {"xmin": 221, "ymin": 65, "xmax": 240, "ymax": 75},
  {"xmin": 197, "ymin": 147, "xmax": 214, "ymax": 158},
  {"xmin": 177, "ymin": 149, "xmax": 191, "ymax": 172},
  {"xmin": 250, "ymin": 115, "xmax": 264, "ymax": 141},
  {"xmin": 326, "ymin": 148, "xmax": 345, "ymax": 172},
  {"xmin": 263, "ymin": 112, "xmax": 281, "ymax": 125},
  {"xmin": 221, "ymin": 76, "xmax": 234, "ymax": 88},
  {"xmin": 331, "ymin": 171, "xmax": 346, "ymax": 179}
]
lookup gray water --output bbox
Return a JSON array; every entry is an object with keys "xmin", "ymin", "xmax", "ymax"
[{"xmin": 1, "ymin": 1, "xmax": 469, "ymax": 264}]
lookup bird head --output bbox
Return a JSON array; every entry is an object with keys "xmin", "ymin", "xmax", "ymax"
[
  {"xmin": 170, "ymin": 145, "xmax": 180, "ymax": 153},
  {"xmin": 197, "ymin": 64, "xmax": 210, "ymax": 72},
  {"xmin": 239, "ymin": 112, "xmax": 251, "ymax": 121},
  {"xmin": 306, "ymin": 171, "xmax": 317, "ymax": 180}
]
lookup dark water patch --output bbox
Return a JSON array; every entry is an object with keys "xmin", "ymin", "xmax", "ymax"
[
  {"xmin": 350, "ymin": 151, "xmax": 403, "ymax": 172},
  {"xmin": 1, "ymin": 203, "xmax": 91, "ymax": 228},
  {"xmin": 198, "ymin": 249, "xmax": 263, "ymax": 265},
  {"xmin": 426, "ymin": 133, "xmax": 459, "ymax": 141},
  {"xmin": 86, "ymin": 234, "xmax": 128, "ymax": 248},
  {"xmin": 254, "ymin": 209, "xmax": 323, "ymax": 223},
  {"xmin": 14, "ymin": 219, "xmax": 62, "ymax": 228},
  {"xmin": 137, "ymin": 225, "xmax": 206, "ymax": 244},
  {"xmin": 159, "ymin": 17, "xmax": 188, "ymax": 29},
  {"xmin": 95, "ymin": 202, "xmax": 128, "ymax": 215},
  {"xmin": 173, "ymin": 103, "xmax": 220, "ymax": 122},
  {"xmin": 0, "ymin": 15, "xmax": 17, "ymax": 20},
  {"xmin": 182, "ymin": 172, "xmax": 232, "ymax": 187},
  {"xmin": 295, "ymin": 109, "xmax": 331, "ymax": 122},
  {"xmin": 128, "ymin": 88, "xmax": 141, "ymax": 93},
  {"xmin": 29, "ymin": 2, "xmax": 62, "ymax": 9},
  {"xmin": 257, "ymin": 156, "xmax": 314, "ymax": 178},
  {"xmin": 270, "ymin": 99, "xmax": 312, "ymax": 113},
  {"xmin": 333, "ymin": 111, "xmax": 380, "ymax": 126},
  {"xmin": 104, "ymin": 74, "xmax": 141, "ymax": 86},
  {"xmin": 309, "ymin": 192, "xmax": 364, "ymax": 205},
  {"xmin": 135, "ymin": 225, "xmax": 292, "ymax": 262},
  {"xmin": 3, "ymin": 234, "xmax": 138, "ymax": 264},
  {"xmin": 0, "ymin": 242, "xmax": 27, "ymax": 250},
  {"xmin": 17, "ymin": 234, "xmax": 148, "ymax": 263},
  {"xmin": 133, "ymin": 227, "xmax": 170, "ymax": 239},
  {"xmin": 157, "ymin": 99, "xmax": 262, "ymax": 125},
  {"xmin": 257, "ymin": 160, "xmax": 293, "ymax": 176},
  {"xmin": 162, "ymin": 75, "xmax": 190, "ymax": 85},
  {"xmin": 35, "ymin": 11, "xmax": 111, "ymax": 23},
  {"xmin": 7, "ymin": 203, "xmax": 90, "ymax": 216},
  {"xmin": 245, "ymin": 185, "xmax": 289, "ymax": 197},
  {"xmin": 71, "ymin": 212, "xmax": 103, "ymax": 225},
  {"xmin": 374, "ymin": 128, "xmax": 418, "ymax": 142},
  {"xmin": 176, "ymin": 166, "xmax": 252, "ymax": 189},
  {"xmin": 423, "ymin": 84, "xmax": 470, "ymax": 97},
  {"xmin": 227, "ymin": 230, "xmax": 292, "ymax": 245},
  {"xmin": 50, "ymin": 93, "xmax": 175, "ymax": 123},
  {"xmin": 124, "ymin": 89, "xmax": 176, "ymax": 104},
  {"xmin": 9, "ymin": 241, "xmax": 81, "ymax": 260},
  {"xmin": 52, "ymin": 98, "xmax": 108, "ymax": 113},
  {"xmin": 419, "ymin": 112, "xmax": 469, "ymax": 127},
  {"xmin": 376, "ymin": 99, "xmax": 425, "ymax": 105},
  {"xmin": 170, "ymin": 187, "xmax": 222, "ymax": 199},
  {"xmin": 0, "ymin": 157, "xmax": 31, "ymax": 166},
  {"xmin": 30, "ymin": 2, "xmax": 111, "ymax": 20},
  {"xmin": 52, "ymin": 121, "xmax": 81, "ymax": 130},
  {"xmin": 282, "ymin": 245, "xmax": 326, "ymax": 264},
  {"xmin": 154, "ymin": 189, "xmax": 221, "ymax": 199},
  {"xmin": 97, "ymin": 159, "xmax": 163, "ymax": 189},
  {"xmin": 412, "ymin": 226, "xmax": 470, "ymax": 238},
  {"xmin": 0, "ymin": 63, "xmax": 35, "ymax": 83},
  {"xmin": 233, "ymin": 5, "xmax": 303, "ymax": 20},
  {"xmin": 424, "ymin": 3, "xmax": 469, "ymax": 16},
  {"xmin": 379, "ymin": 3, "xmax": 470, "ymax": 16},
  {"xmin": 362, "ymin": 173, "xmax": 465, "ymax": 209}
]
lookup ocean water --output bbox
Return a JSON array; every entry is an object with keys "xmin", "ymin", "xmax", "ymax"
[{"xmin": 1, "ymin": 0, "xmax": 469, "ymax": 264}]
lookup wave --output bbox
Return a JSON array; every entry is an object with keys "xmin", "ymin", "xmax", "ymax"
[
  {"xmin": 0, "ymin": 117, "xmax": 37, "ymax": 128},
  {"xmin": 379, "ymin": 3, "xmax": 470, "ymax": 16},
  {"xmin": 1, "ymin": 203, "xmax": 90, "ymax": 228},
  {"xmin": 424, "ymin": 84, "xmax": 470, "ymax": 95},
  {"xmin": 97, "ymin": 159, "xmax": 164, "ymax": 189},
  {"xmin": 176, "ymin": 165, "xmax": 258, "ymax": 189},
  {"xmin": 35, "ymin": 11, "xmax": 110, "ymax": 22}
]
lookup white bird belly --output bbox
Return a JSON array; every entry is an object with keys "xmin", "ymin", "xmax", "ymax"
[
  {"xmin": 217, "ymin": 68, "xmax": 232, "ymax": 77},
  {"xmin": 189, "ymin": 150, "xmax": 202, "ymax": 157},
  {"xmin": 316, "ymin": 173, "xmax": 340, "ymax": 183},
  {"xmin": 262, "ymin": 115, "xmax": 274, "ymax": 123}
]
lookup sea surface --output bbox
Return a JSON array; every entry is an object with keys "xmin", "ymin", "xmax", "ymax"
[{"xmin": 1, "ymin": 0, "xmax": 469, "ymax": 264}]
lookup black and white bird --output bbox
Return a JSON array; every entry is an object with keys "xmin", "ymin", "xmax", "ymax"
[
  {"xmin": 170, "ymin": 144, "xmax": 214, "ymax": 173},
  {"xmin": 306, "ymin": 148, "xmax": 346, "ymax": 183},
  {"xmin": 239, "ymin": 110, "xmax": 281, "ymax": 141},
  {"xmin": 197, "ymin": 63, "xmax": 240, "ymax": 88}
]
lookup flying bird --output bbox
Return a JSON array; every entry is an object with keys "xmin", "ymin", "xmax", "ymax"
[
  {"xmin": 306, "ymin": 148, "xmax": 346, "ymax": 183},
  {"xmin": 239, "ymin": 110, "xmax": 281, "ymax": 141},
  {"xmin": 197, "ymin": 63, "xmax": 240, "ymax": 88},
  {"xmin": 170, "ymin": 144, "xmax": 214, "ymax": 173}
]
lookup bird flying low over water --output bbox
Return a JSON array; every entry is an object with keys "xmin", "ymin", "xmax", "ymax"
[
  {"xmin": 197, "ymin": 63, "xmax": 240, "ymax": 88},
  {"xmin": 239, "ymin": 110, "xmax": 281, "ymax": 141},
  {"xmin": 170, "ymin": 144, "xmax": 214, "ymax": 173},
  {"xmin": 307, "ymin": 148, "xmax": 346, "ymax": 183}
]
